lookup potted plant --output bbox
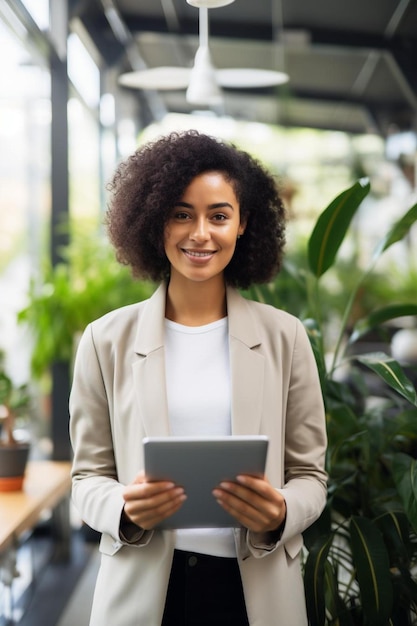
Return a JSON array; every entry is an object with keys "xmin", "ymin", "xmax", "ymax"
[
  {"xmin": 0, "ymin": 350, "xmax": 31, "ymax": 491},
  {"xmin": 248, "ymin": 180, "xmax": 417, "ymax": 624}
]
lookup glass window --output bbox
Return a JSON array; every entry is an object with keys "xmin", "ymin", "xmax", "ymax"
[{"xmin": 0, "ymin": 19, "xmax": 51, "ymax": 385}]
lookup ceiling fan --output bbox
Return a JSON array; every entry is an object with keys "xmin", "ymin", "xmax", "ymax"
[{"xmin": 118, "ymin": 0, "xmax": 289, "ymax": 106}]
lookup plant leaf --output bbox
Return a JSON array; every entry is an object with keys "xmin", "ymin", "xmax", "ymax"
[
  {"xmin": 392, "ymin": 452, "xmax": 417, "ymax": 534},
  {"xmin": 350, "ymin": 516, "xmax": 393, "ymax": 625},
  {"xmin": 349, "ymin": 303, "xmax": 417, "ymax": 344},
  {"xmin": 308, "ymin": 178, "xmax": 370, "ymax": 277},
  {"xmin": 304, "ymin": 534, "xmax": 332, "ymax": 626},
  {"xmin": 0, "ymin": 372, "xmax": 12, "ymax": 406},
  {"xmin": 372, "ymin": 203, "xmax": 417, "ymax": 261},
  {"xmin": 357, "ymin": 352, "xmax": 417, "ymax": 406},
  {"xmin": 375, "ymin": 511, "xmax": 410, "ymax": 569}
]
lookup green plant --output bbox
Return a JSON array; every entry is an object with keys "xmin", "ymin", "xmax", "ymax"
[
  {"xmin": 18, "ymin": 230, "xmax": 155, "ymax": 378},
  {"xmin": 0, "ymin": 350, "xmax": 31, "ymax": 446},
  {"xmin": 248, "ymin": 180, "xmax": 417, "ymax": 625}
]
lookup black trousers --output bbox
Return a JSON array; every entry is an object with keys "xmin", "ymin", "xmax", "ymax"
[{"xmin": 162, "ymin": 550, "xmax": 250, "ymax": 626}]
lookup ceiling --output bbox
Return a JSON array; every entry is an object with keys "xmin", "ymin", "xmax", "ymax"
[{"xmin": 69, "ymin": 0, "xmax": 417, "ymax": 136}]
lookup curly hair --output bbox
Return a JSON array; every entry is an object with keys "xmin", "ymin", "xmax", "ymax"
[{"xmin": 106, "ymin": 130, "xmax": 286, "ymax": 289}]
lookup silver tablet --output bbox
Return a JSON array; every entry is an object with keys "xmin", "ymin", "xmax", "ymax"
[{"xmin": 143, "ymin": 435, "xmax": 269, "ymax": 529}]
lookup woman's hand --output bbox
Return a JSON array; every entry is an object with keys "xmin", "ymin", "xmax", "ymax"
[
  {"xmin": 122, "ymin": 471, "xmax": 186, "ymax": 530},
  {"xmin": 212, "ymin": 474, "xmax": 286, "ymax": 534}
]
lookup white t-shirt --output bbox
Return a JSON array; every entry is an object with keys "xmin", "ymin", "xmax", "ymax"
[{"xmin": 164, "ymin": 317, "xmax": 236, "ymax": 557}]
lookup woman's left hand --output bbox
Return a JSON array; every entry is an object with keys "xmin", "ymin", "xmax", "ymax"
[{"xmin": 212, "ymin": 474, "xmax": 286, "ymax": 534}]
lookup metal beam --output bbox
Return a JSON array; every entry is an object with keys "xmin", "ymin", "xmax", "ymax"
[{"xmin": 50, "ymin": 0, "xmax": 71, "ymax": 461}]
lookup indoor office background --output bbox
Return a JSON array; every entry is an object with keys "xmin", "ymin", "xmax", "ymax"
[{"xmin": 0, "ymin": 1, "xmax": 416, "ymax": 625}]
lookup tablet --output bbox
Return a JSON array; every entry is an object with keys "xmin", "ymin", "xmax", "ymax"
[{"xmin": 143, "ymin": 435, "xmax": 269, "ymax": 529}]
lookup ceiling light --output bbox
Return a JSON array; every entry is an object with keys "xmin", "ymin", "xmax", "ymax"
[
  {"xmin": 217, "ymin": 68, "xmax": 289, "ymax": 88},
  {"xmin": 118, "ymin": 67, "xmax": 191, "ymax": 90},
  {"xmin": 186, "ymin": 0, "xmax": 235, "ymax": 7},
  {"xmin": 117, "ymin": 4, "xmax": 288, "ymax": 99},
  {"xmin": 186, "ymin": 46, "xmax": 223, "ymax": 105}
]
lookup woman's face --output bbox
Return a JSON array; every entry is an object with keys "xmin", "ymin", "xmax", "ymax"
[{"xmin": 164, "ymin": 171, "xmax": 245, "ymax": 286}]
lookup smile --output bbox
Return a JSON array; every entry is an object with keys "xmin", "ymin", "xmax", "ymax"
[{"xmin": 182, "ymin": 249, "xmax": 215, "ymax": 257}]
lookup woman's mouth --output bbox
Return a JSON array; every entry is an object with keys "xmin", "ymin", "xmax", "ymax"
[{"xmin": 182, "ymin": 249, "xmax": 216, "ymax": 262}]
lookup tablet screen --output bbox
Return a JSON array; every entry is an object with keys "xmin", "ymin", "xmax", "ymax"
[{"xmin": 143, "ymin": 435, "xmax": 269, "ymax": 529}]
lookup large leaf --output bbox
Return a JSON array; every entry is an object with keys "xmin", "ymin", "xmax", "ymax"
[
  {"xmin": 323, "ymin": 561, "xmax": 356, "ymax": 626},
  {"xmin": 349, "ymin": 303, "xmax": 417, "ymax": 344},
  {"xmin": 304, "ymin": 534, "xmax": 332, "ymax": 626},
  {"xmin": 372, "ymin": 202, "xmax": 417, "ymax": 261},
  {"xmin": 375, "ymin": 511, "xmax": 411, "ymax": 569},
  {"xmin": 350, "ymin": 516, "xmax": 393, "ymax": 625},
  {"xmin": 392, "ymin": 452, "xmax": 417, "ymax": 534},
  {"xmin": 357, "ymin": 352, "xmax": 417, "ymax": 406},
  {"xmin": 308, "ymin": 178, "xmax": 370, "ymax": 277},
  {"xmin": 392, "ymin": 408, "xmax": 417, "ymax": 440}
]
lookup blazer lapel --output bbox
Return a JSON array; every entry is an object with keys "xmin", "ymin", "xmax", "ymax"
[
  {"xmin": 227, "ymin": 287, "xmax": 264, "ymax": 435},
  {"xmin": 132, "ymin": 283, "xmax": 171, "ymax": 437}
]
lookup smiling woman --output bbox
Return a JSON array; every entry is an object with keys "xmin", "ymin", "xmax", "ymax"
[{"xmin": 69, "ymin": 130, "xmax": 328, "ymax": 626}]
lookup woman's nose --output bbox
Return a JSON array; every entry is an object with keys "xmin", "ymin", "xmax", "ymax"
[{"xmin": 190, "ymin": 218, "xmax": 210, "ymax": 241}]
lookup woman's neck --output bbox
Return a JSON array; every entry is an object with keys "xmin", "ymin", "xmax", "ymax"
[{"xmin": 165, "ymin": 276, "xmax": 227, "ymax": 327}]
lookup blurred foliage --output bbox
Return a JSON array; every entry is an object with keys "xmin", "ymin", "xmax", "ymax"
[
  {"xmin": 18, "ymin": 223, "xmax": 155, "ymax": 378},
  {"xmin": 0, "ymin": 349, "xmax": 31, "ymax": 445},
  {"xmin": 249, "ymin": 180, "xmax": 417, "ymax": 625}
]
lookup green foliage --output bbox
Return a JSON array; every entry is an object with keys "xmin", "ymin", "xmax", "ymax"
[
  {"xmin": 308, "ymin": 179, "xmax": 371, "ymax": 278},
  {"xmin": 251, "ymin": 181, "xmax": 417, "ymax": 624},
  {"xmin": 0, "ymin": 350, "xmax": 31, "ymax": 445},
  {"xmin": 18, "ymin": 229, "xmax": 155, "ymax": 378}
]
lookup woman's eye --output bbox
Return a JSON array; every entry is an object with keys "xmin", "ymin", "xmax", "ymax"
[
  {"xmin": 212, "ymin": 213, "xmax": 227, "ymax": 221},
  {"xmin": 173, "ymin": 211, "xmax": 190, "ymax": 220}
]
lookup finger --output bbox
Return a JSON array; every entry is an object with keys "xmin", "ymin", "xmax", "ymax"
[
  {"xmin": 215, "ymin": 487, "xmax": 270, "ymax": 521},
  {"xmin": 123, "ymin": 480, "xmax": 178, "ymax": 502},
  {"xmin": 218, "ymin": 476, "xmax": 282, "ymax": 513},
  {"xmin": 236, "ymin": 474, "xmax": 275, "ymax": 496},
  {"xmin": 125, "ymin": 488, "xmax": 186, "ymax": 529},
  {"xmin": 128, "ymin": 491, "xmax": 187, "ymax": 530},
  {"xmin": 213, "ymin": 482, "xmax": 284, "ymax": 531},
  {"xmin": 124, "ymin": 485, "xmax": 185, "ymax": 514},
  {"xmin": 131, "ymin": 470, "xmax": 146, "ymax": 484},
  {"xmin": 214, "ymin": 480, "xmax": 270, "ymax": 511},
  {"xmin": 213, "ymin": 493, "xmax": 269, "ymax": 531}
]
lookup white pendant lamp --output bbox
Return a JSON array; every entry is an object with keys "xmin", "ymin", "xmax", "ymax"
[
  {"xmin": 186, "ymin": 0, "xmax": 235, "ymax": 7},
  {"xmin": 118, "ymin": 66, "xmax": 191, "ymax": 90},
  {"xmin": 185, "ymin": 7, "xmax": 223, "ymax": 105},
  {"xmin": 217, "ymin": 68, "xmax": 288, "ymax": 88},
  {"xmin": 118, "ymin": 1, "xmax": 289, "ymax": 99}
]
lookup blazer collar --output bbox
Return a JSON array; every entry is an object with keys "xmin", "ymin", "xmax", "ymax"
[
  {"xmin": 226, "ymin": 286, "xmax": 262, "ymax": 350},
  {"xmin": 134, "ymin": 282, "xmax": 262, "ymax": 355},
  {"xmin": 134, "ymin": 283, "xmax": 167, "ymax": 356}
]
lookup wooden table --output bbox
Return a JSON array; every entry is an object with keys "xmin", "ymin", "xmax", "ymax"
[
  {"xmin": 0, "ymin": 460, "xmax": 72, "ymax": 621},
  {"xmin": 0, "ymin": 460, "xmax": 72, "ymax": 554}
]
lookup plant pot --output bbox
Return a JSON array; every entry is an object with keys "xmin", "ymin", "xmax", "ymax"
[{"xmin": 0, "ymin": 443, "xmax": 30, "ymax": 491}]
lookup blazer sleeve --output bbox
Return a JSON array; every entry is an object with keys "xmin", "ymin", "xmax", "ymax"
[
  {"xmin": 69, "ymin": 323, "xmax": 152, "ymax": 547},
  {"xmin": 246, "ymin": 317, "xmax": 328, "ymax": 557}
]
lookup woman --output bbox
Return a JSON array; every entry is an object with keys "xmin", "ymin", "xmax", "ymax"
[{"xmin": 70, "ymin": 130, "xmax": 327, "ymax": 625}]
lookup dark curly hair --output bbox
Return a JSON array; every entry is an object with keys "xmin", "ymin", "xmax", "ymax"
[{"xmin": 106, "ymin": 130, "xmax": 286, "ymax": 289}]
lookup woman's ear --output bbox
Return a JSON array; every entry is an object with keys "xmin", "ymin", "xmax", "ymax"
[{"xmin": 238, "ymin": 220, "xmax": 247, "ymax": 237}]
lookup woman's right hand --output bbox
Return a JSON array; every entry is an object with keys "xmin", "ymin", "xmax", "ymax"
[{"xmin": 122, "ymin": 470, "xmax": 186, "ymax": 530}]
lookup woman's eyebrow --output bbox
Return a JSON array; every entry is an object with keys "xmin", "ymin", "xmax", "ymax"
[{"xmin": 174, "ymin": 201, "xmax": 234, "ymax": 210}]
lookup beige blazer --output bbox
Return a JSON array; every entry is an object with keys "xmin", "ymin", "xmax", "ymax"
[{"xmin": 70, "ymin": 283, "xmax": 327, "ymax": 626}]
